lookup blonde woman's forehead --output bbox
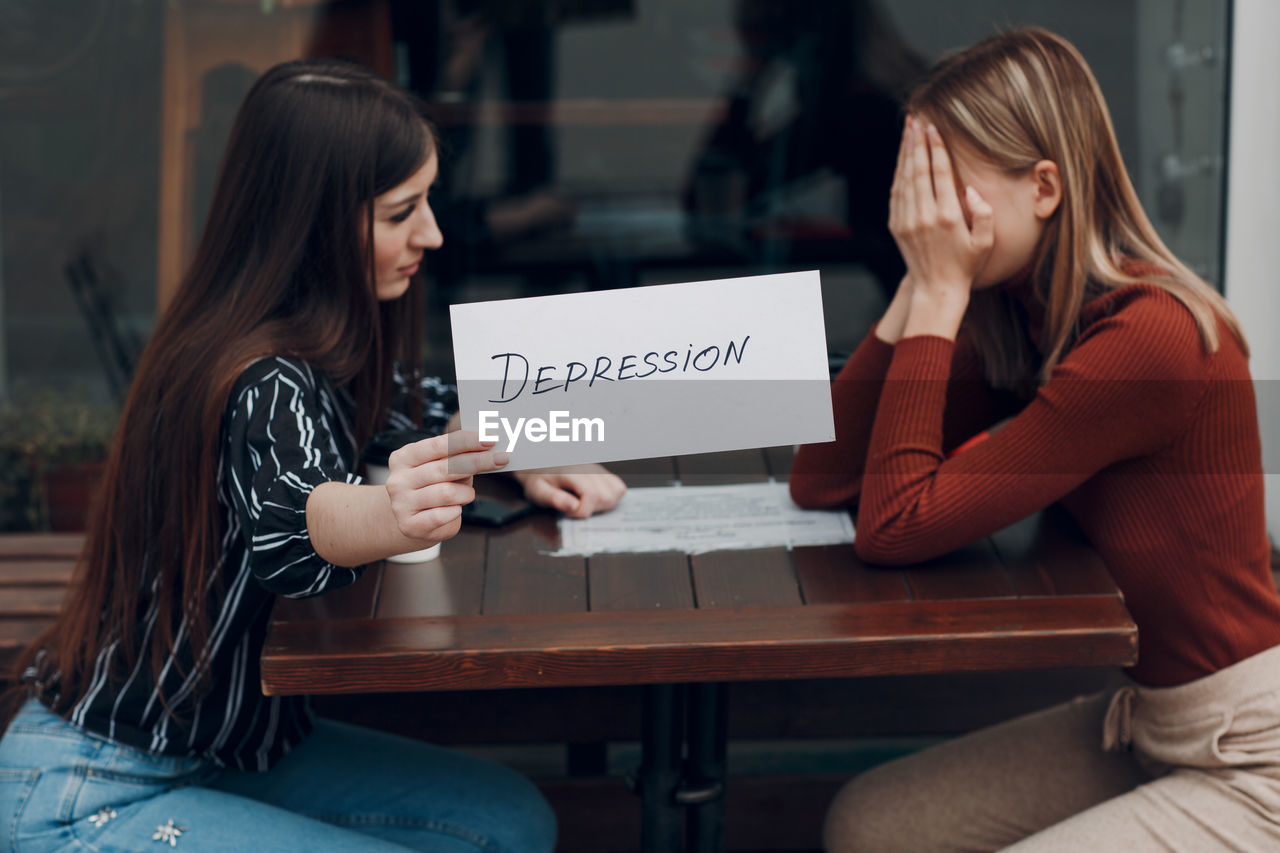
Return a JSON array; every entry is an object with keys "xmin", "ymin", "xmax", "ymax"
[{"xmin": 928, "ymin": 126, "xmax": 999, "ymax": 175}]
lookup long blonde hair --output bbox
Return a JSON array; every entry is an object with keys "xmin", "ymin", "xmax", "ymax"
[{"xmin": 908, "ymin": 26, "xmax": 1245, "ymax": 391}]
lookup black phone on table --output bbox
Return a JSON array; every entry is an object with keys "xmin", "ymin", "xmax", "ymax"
[{"xmin": 461, "ymin": 497, "xmax": 535, "ymax": 527}]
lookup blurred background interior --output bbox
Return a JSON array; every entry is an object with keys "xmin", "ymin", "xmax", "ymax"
[{"xmin": 0, "ymin": 0, "xmax": 1231, "ymax": 520}]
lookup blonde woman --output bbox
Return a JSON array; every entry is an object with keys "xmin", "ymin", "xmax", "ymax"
[{"xmin": 790, "ymin": 27, "xmax": 1280, "ymax": 852}]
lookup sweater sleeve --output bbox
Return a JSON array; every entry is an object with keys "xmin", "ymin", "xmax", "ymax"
[
  {"xmin": 854, "ymin": 293, "xmax": 1212, "ymax": 564},
  {"xmin": 222, "ymin": 358, "xmax": 364, "ymax": 598},
  {"xmin": 789, "ymin": 323, "xmax": 1006, "ymax": 509}
]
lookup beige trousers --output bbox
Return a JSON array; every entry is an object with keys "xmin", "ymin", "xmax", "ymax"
[{"xmin": 824, "ymin": 645, "xmax": 1280, "ymax": 852}]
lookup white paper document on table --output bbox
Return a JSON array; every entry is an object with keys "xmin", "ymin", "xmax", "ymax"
[{"xmin": 553, "ymin": 482, "xmax": 855, "ymax": 556}]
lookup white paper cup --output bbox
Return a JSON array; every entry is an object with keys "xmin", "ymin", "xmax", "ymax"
[{"xmin": 364, "ymin": 462, "xmax": 442, "ymax": 562}]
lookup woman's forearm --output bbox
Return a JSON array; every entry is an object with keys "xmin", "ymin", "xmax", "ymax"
[
  {"xmin": 874, "ymin": 275, "xmax": 915, "ymax": 344},
  {"xmin": 306, "ymin": 480, "xmax": 459, "ymax": 567},
  {"xmin": 902, "ymin": 286, "xmax": 969, "ymax": 341}
]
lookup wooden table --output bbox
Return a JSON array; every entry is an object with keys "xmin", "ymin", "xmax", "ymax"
[{"xmin": 260, "ymin": 448, "xmax": 1138, "ymax": 852}]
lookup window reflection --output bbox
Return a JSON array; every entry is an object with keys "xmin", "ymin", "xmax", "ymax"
[
  {"xmin": 0, "ymin": 0, "xmax": 1232, "ymax": 527},
  {"xmin": 681, "ymin": 0, "xmax": 924, "ymax": 300}
]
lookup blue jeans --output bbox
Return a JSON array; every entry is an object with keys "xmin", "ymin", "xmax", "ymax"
[{"xmin": 0, "ymin": 698, "xmax": 556, "ymax": 852}]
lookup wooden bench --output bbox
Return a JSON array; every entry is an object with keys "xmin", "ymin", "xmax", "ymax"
[
  {"xmin": 0, "ymin": 533, "xmax": 81, "ymax": 676},
  {"xmin": 5, "ymin": 532, "xmax": 1277, "ymax": 852}
]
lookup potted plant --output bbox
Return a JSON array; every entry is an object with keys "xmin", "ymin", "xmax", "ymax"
[{"xmin": 0, "ymin": 391, "xmax": 118, "ymax": 532}]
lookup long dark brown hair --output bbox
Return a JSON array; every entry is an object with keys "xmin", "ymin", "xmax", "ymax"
[{"xmin": 5, "ymin": 58, "xmax": 435, "ymax": 724}]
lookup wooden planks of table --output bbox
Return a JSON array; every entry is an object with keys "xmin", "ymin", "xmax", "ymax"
[{"xmin": 260, "ymin": 448, "xmax": 1137, "ymax": 852}]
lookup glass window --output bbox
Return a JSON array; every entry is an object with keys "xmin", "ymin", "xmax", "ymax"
[
  {"xmin": 410, "ymin": 0, "xmax": 1230, "ymax": 362},
  {"xmin": 0, "ymin": 0, "xmax": 1231, "ymax": 526}
]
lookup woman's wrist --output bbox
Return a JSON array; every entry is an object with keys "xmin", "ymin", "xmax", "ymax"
[
  {"xmin": 307, "ymin": 481, "xmax": 444, "ymax": 567},
  {"xmin": 902, "ymin": 284, "xmax": 969, "ymax": 341},
  {"xmin": 874, "ymin": 275, "xmax": 915, "ymax": 344}
]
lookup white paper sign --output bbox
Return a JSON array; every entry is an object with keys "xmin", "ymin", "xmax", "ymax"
[
  {"xmin": 554, "ymin": 482, "xmax": 856, "ymax": 556},
  {"xmin": 450, "ymin": 271, "xmax": 835, "ymax": 470}
]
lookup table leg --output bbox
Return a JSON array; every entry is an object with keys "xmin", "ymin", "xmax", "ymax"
[
  {"xmin": 681, "ymin": 682, "xmax": 728, "ymax": 853},
  {"xmin": 640, "ymin": 683, "xmax": 685, "ymax": 852}
]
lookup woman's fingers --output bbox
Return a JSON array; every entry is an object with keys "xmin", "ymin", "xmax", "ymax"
[
  {"xmin": 384, "ymin": 431, "xmax": 509, "ymax": 538},
  {"xmin": 391, "ymin": 442, "xmax": 508, "ymax": 490},
  {"xmin": 966, "ymin": 185, "xmax": 995, "ymax": 253},
  {"xmin": 926, "ymin": 124, "xmax": 964, "ymax": 227},
  {"xmin": 395, "ymin": 504, "xmax": 463, "ymax": 541},
  {"xmin": 892, "ymin": 116, "xmax": 912, "ymax": 193},
  {"xmin": 557, "ymin": 469, "xmax": 626, "ymax": 518},
  {"xmin": 518, "ymin": 465, "xmax": 628, "ymax": 518},
  {"xmin": 388, "ymin": 478, "xmax": 476, "ymax": 540},
  {"xmin": 394, "ymin": 479, "xmax": 476, "ymax": 513},
  {"xmin": 391, "ymin": 430, "xmax": 495, "ymax": 468},
  {"xmin": 522, "ymin": 475, "xmax": 580, "ymax": 515},
  {"xmin": 900, "ymin": 120, "xmax": 919, "ymax": 231},
  {"xmin": 889, "ymin": 120, "xmax": 990, "ymax": 295},
  {"xmin": 910, "ymin": 119, "xmax": 937, "ymax": 225},
  {"xmin": 889, "ymin": 116, "xmax": 912, "ymax": 235},
  {"xmin": 418, "ymin": 448, "xmax": 509, "ymax": 487}
]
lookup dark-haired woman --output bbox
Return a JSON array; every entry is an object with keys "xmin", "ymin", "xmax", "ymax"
[{"xmin": 0, "ymin": 59, "xmax": 623, "ymax": 852}]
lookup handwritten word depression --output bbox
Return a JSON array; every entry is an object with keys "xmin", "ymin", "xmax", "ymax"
[{"xmin": 486, "ymin": 336, "xmax": 752, "ymax": 404}]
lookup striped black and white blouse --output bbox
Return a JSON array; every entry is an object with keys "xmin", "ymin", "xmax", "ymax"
[{"xmin": 26, "ymin": 357, "xmax": 455, "ymax": 770}]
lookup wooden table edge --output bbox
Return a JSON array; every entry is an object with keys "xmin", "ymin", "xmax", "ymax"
[{"xmin": 261, "ymin": 596, "xmax": 1138, "ymax": 696}]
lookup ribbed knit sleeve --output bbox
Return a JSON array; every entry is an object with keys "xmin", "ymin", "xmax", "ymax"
[
  {"xmin": 793, "ymin": 284, "xmax": 1280, "ymax": 686},
  {"xmin": 789, "ymin": 323, "xmax": 1007, "ymax": 509},
  {"xmin": 854, "ymin": 287, "xmax": 1213, "ymax": 565}
]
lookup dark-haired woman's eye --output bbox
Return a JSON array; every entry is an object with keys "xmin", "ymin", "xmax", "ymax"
[{"xmin": 390, "ymin": 205, "xmax": 415, "ymax": 223}]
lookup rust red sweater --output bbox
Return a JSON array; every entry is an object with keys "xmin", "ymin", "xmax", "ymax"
[{"xmin": 791, "ymin": 283, "xmax": 1280, "ymax": 686}]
